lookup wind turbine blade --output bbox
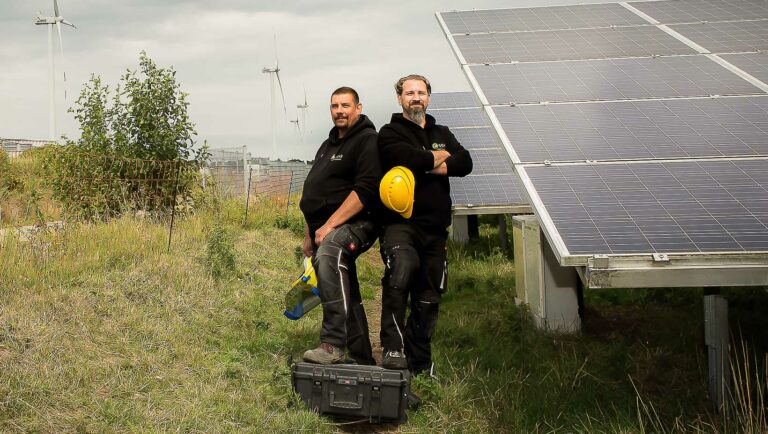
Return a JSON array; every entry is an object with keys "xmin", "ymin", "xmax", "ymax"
[
  {"xmin": 56, "ymin": 20, "xmax": 68, "ymax": 100},
  {"xmin": 275, "ymin": 71, "xmax": 287, "ymax": 117},
  {"xmin": 303, "ymin": 85, "xmax": 308, "ymax": 106},
  {"xmin": 54, "ymin": 0, "xmax": 60, "ymax": 17},
  {"xmin": 61, "ymin": 19, "xmax": 76, "ymax": 28}
]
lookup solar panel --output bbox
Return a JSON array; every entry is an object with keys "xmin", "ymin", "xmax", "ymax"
[
  {"xmin": 441, "ymin": 4, "xmax": 648, "ymax": 34},
  {"xmin": 451, "ymin": 127, "xmax": 504, "ymax": 150},
  {"xmin": 429, "ymin": 92, "xmax": 480, "ymax": 110},
  {"xmin": 466, "ymin": 148, "xmax": 515, "ymax": 174},
  {"xmin": 526, "ymin": 159, "xmax": 768, "ymax": 255},
  {"xmin": 670, "ymin": 20, "xmax": 768, "ymax": 53},
  {"xmin": 429, "ymin": 93, "xmax": 528, "ymax": 208},
  {"xmin": 720, "ymin": 52, "xmax": 768, "ymax": 83},
  {"xmin": 437, "ymin": 1, "xmax": 768, "ymax": 263},
  {"xmin": 496, "ymin": 96, "xmax": 768, "ymax": 163},
  {"xmin": 628, "ymin": 0, "xmax": 768, "ymax": 24},
  {"xmin": 430, "ymin": 108, "xmax": 490, "ymax": 128},
  {"xmin": 450, "ymin": 174, "xmax": 527, "ymax": 206},
  {"xmin": 471, "ymin": 55, "xmax": 764, "ymax": 105},
  {"xmin": 454, "ymin": 26, "xmax": 698, "ymax": 64}
]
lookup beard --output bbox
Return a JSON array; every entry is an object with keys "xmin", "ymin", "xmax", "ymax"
[{"xmin": 404, "ymin": 104, "xmax": 426, "ymax": 125}]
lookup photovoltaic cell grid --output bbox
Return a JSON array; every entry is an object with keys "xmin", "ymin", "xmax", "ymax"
[
  {"xmin": 720, "ymin": 52, "xmax": 768, "ymax": 84},
  {"xmin": 450, "ymin": 174, "xmax": 527, "ymax": 207},
  {"xmin": 628, "ymin": 0, "xmax": 768, "ymax": 24},
  {"xmin": 451, "ymin": 127, "xmax": 504, "ymax": 151},
  {"xmin": 454, "ymin": 25, "xmax": 698, "ymax": 64},
  {"xmin": 429, "ymin": 92, "xmax": 480, "ymax": 110},
  {"xmin": 670, "ymin": 20, "xmax": 768, "ymax": 54},
  {"xmin": 441, "ymin": 3, "xmax": 648, "ymax": 34},
  {"xmin": 431, "ymin": 108, "xmax": 490, "ymax": 128},
  {"xmin": 437, "ymin": 2, "xmax": 768, "ymax": 257},
  {"xmin": 495, "ymin": 96, "xmax": 768, "ymax": 163},
  {"xmin": 429, "ymin": 93, "xmax": 527, "ymax": 207},
  {"xmin": 470, "ymin": 55, "xmax": 764, "ymax": 105},
  {"xmin": 526, "ymin": 159, "xmax": 768, "ymax": 255}
]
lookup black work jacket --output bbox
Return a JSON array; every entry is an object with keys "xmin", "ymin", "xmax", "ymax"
[
  {"xmin": 378, "ymin": 113, "xmax": 472, "ymax": 231},
  {"xmin": 300, "ymin": 115, "xmax": 381, "ymax": 235}
]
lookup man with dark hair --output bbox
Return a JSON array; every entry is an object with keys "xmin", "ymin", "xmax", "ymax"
[
  {"xmin": 377, "ymin": 74, "xmax": 473, "ymax": 376},
  {"xmin": 299, "ymin": 86, "xmax": 381, "ymax": 365}
]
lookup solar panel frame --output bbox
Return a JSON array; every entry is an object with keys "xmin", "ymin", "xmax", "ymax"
[
  {"xmin": 628, "ymin": 0, "xmax": 768, "ymax": 24},
  {"xmin": 471, "ymin": 55, "xmax": 765, "ymax": 105},
  {"xmin": 453, "ymin": 25, "xmax": 699, "ymax": 64}
]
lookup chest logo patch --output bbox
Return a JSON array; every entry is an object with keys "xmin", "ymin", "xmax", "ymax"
[
  {"xmin": 330, "ymin": 153, "xmax": 343, "ymax": 161},
  {"xmin": 431, "ymin": 143, "xmax": 446, "ymax": 150}
]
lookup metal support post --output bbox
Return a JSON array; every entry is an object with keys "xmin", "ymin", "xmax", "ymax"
[
  {"xmin": 451, "ymin": 214, "xmax": 469, "ymax": 244},
  {"xmin": 704, "ymin": 294, "xmax": 730, "ymax": 411}
]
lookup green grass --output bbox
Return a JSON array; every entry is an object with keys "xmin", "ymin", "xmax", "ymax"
[{"xmin": 0, "ymin": 207, "xmax": 766, "ymax": 432}]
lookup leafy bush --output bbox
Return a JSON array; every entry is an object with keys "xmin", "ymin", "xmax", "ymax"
[
  {"xmin": 43, "ymin": 52, "xmax": 204, "ymax": 220},
  {"xmin": 0, "ymin": 149, "xmax": 21, "ymax": 191}
]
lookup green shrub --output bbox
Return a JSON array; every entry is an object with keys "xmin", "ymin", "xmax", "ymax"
[{"xmin": 205, "ymin": 220, "xmax": 236, "ymax": 278}]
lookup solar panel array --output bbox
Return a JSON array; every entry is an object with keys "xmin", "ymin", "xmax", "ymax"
[
  {"xmin": 438, "ymin": 0, "xmax": 768, "ymax": 260},
  {"xmin": 429, "ymin": 92, "xmax": 527, "ymax": 209}
]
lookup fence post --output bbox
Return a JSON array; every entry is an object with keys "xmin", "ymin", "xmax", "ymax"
[
  {"xmin": 167, "ymin": 160, "xmax": 182, "ymax": 254},
  {"xmin": 286, "ymin": 170, "xmax": 294, "ymax": 214},
  {"xmin": 242, "ymin": 146, "xmax": 248, "ymax": 197},
  {"xmin": 244, "ymin": 167, "xmax": 252, "ymax": 226}
]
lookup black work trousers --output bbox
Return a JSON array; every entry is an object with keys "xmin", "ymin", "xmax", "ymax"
[
  {"xmin": 313, "ymin": 220, "xmax": 377, "ymax": 365},
  {"xmin": 380, "ymin": 223, "xmax": 447, "ymax": 374}
]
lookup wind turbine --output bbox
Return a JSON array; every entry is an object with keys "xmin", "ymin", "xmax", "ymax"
[
  {"xmin": 35, "ymin": 0, "xmax": 76, "ymax": 142},
  {"xmin": 261, "ymin": 35, "xmax": 287, "ymax": 157},
  {"xmin": 289, "ymin": 114, "xmax": 303, "ymax": 146},
  {"xmin": 297, "ymin": 86, "xmax": 311, "ymax": 136}
]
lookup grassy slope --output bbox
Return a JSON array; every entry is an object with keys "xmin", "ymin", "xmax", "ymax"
[{"xmin": 1, "ymin": 209, "xmax": 766, "ymax": 432}]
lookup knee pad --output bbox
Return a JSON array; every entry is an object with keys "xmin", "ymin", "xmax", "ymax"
[
  {"xmin": 382, "ymin": 245, "xmax": 420, "ymax": 290},
  {"xmin": 314, "ymin": 243, "xmax": 346, "ymax": 281}
]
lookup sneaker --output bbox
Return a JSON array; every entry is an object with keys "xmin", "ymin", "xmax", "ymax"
[
  {"xmin": 303, "ymin": 342, "xmax": 344, "ymax": 364},
  {"xmin": 382, "ymin": 349, "xmax": 408, "ymax": 370}
]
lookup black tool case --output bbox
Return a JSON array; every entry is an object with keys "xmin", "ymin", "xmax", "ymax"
[{"xmin": 292, "ymin": 362, "xmax": 410, "ymax": 423}]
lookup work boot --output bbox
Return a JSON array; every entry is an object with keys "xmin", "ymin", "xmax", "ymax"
[
  {"xmin": 303, "ymin": 342, "xmax": 344, "ymax": 364},
  {"xmin": 382, "ymin": 349, "xmax": 408, "ymax": 370}
]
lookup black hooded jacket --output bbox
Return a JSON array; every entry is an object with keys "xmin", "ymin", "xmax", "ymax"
[
  {"xmin": 378, "ymin": 113, "xmax": 473, "ymax": 231},
  {"xmin": 300, "ymin": 115, "xmax": 381, "ymax": 235}
]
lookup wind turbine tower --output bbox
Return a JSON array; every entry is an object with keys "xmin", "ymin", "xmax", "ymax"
[
  {"xmin": 297, "ymin": 86, "xmax": 311, "ymax": 137},
  {"xmin": 261, "ymin": 36, "xmax": 287, "ymax": 158},
  {"xmin": 35, "ymin": 0, "xmax": 76, "ymax": 142}
]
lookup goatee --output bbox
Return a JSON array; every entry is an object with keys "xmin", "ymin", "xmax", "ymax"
[{"xmin": 406, "ymin": 107, "xmax": 426, "ymax": 125}]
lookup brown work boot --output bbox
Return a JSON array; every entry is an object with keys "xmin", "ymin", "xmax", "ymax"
[{"xmin": 303, "ymin": 342, "xmax": 344, "ymax": 364}]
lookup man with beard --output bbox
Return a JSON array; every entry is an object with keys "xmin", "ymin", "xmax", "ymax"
[
  {"xmin": 377, "ymin": 75, "xmax": 473, "ymax": 376},
  {"xmin": 299, "ymin": 87, "xmax": 380, "ymax": 365}
]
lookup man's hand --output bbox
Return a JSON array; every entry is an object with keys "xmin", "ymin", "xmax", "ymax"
[
  {"xmin": 315, "ymin": 224, "xmax": 335, "ymax": 245},
  {"xmin": 431, "ymin": 150, "xmax": 451, "ymax": 168},
  {"xmin": 302, "ymin": 233, "xmax": 313, "ymax": 258},
  {"xmin": 429, "ymin": 161, "xmax": 448, "ymax": 175}
]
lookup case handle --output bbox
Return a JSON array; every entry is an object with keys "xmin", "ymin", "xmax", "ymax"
[{"xmin": 329, "ymin": 391, "xmax": 364, "ymax": 409}]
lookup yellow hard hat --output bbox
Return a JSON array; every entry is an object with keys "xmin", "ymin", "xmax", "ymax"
[{"xmin": 380, "ymin": 166, "xmax": 415, "ymax": 219}]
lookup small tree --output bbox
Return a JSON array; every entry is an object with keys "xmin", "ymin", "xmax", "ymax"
[{"xmin": 45, "ymin": 51, "xmax": 203, "ymax": 219}]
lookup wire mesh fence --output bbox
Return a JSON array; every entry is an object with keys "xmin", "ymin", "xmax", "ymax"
[{"xmin": 205, "ymin": 146, "xmax": 311, "ymax": 212}]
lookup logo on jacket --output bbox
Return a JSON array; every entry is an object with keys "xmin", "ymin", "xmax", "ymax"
[
  {"xmin": 431, "ymin": 143, "xmax": 446, "ymax": 150},
  {"xmin": 330, "ymin": 153, "xmax": 343, "ymax": 161}
]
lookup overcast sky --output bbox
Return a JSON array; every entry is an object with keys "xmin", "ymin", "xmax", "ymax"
[{"xmin": 2, "ymin": 0, "xmax": 614, "ymax": 160}]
